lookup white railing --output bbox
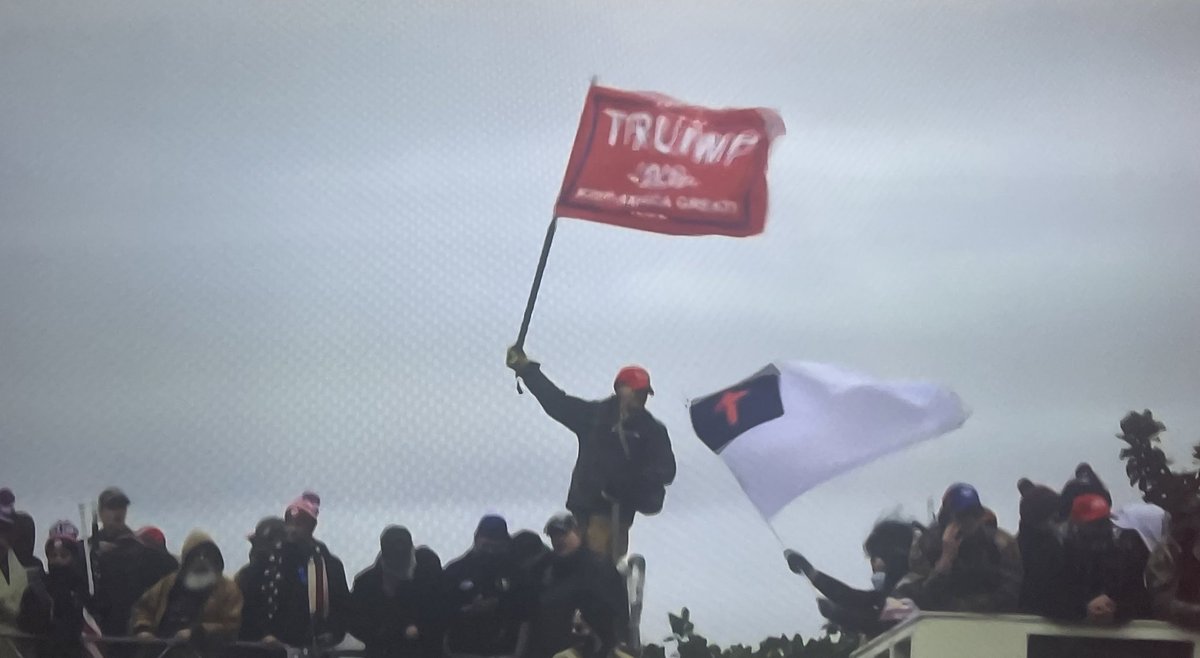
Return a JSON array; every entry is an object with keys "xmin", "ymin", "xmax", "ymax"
[{"xmin": 852, "ymin": 612, "xmax": 1200, "ymax": 658}]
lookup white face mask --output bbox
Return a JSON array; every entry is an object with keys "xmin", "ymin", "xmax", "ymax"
[
  {"xmin": 184, "ymin": 569, "xmax": 218, "ymax": 591},
  {"xmin": 871, "ymin": 572, "xmax": 888, "ymax": 592}
]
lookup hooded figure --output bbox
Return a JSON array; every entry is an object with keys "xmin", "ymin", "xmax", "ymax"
[
  {"xmin": 350, "ymin": 526, "xmax": 444, "ymax": 658},
  {"xmin": 1059, "ymin": 464, "xmax": 1112, "ymax": 521},
  {"xmin": 130, "ymin": 530, "xmax": 242, "ymax": 647},
  {"xmin": 1015, "ymin": 478, "xmax": 1065, "ymax": 616},
  {"xmin": 894, "ymin": 484, "xmax": 1023, "ymax": 613},
  {"xmin": 1054, "ymin": 494, "xmax": 1152, "ymax": 623},
  {"xmin": 785, "ymin": 518, "xmax": 919, "ymax": 637}
]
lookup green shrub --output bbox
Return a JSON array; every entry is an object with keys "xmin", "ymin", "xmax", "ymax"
[{"xmin": 642, "ymin": 608, "xmax": 860, "ymax": 658}]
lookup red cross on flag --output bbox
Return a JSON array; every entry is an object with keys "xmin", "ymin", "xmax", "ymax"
[{"xmin": 689, "ymin": 361, "xmax": 970, "ymax": 519}]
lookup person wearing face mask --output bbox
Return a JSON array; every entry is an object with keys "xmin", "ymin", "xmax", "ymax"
[
  {"xmin": 129, "ymin": 530, "xmax": 242, "ymax": 655},
  {"xmin": 528, "ymin": 513, "xmax": 628, "ymax": 658},
  {"xmin": 893, "ymin": 483, "xmax": 1023, "ymax": 613},
  {"xmin": 507, "ymin": 347, "xmax": 676, "ymax": 563},
  {"xmin": 783, "ymin": 518, "xmax": 918, "ymax": 637},
  {"xmin": 440, "ymin": 515, "xmax": 533, "ymax": 658},
  {"xmin": 40, "ymin": 521, "xmax": 91, "ymax": 658},
  {"xmin": 350, "ymin": 526, "xmax": 444, "ymax": 658}
]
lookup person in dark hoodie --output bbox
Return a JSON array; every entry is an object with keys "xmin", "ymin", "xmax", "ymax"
[
  {"xmin": 350, "ymin": 526, "xmax": 443, "ymax": 658},
  {"xmin": 1058, "ymin": 463, "xmax": 1112, "ymax": 521},
  {"xmin": 528, "ymin": 513, "xmax": 628, "ymax": 658},
  {"xmin": 40, "ymin": 521, "xmax": 91, "ymax": 658},
  {"xmin": 513, "ymin": 532, "xmax": 551, "ymax": 579},
  {"xmin": 894, "ymin": 483, "xmax": 1022, "ymax": 613},
  {"xmin": 240, "ymin": 493, "xmax": 350, "ymax": 650},
  {"xmin": 784, "ymin": 518, "xmax": 919, "ymax": 637},
  {"xmin": 507, "ymin": 347, "xmax": 676, "ymax": 563},
  {"xmin": 1015, "ymin": 478, "xmax": 1065, "ymax": 617},
  {"xmin": 89, "ymin": 487, "xmax": 179, "ymax": 638},
  {"xmin": 441, "ymin": 515, "xmax": 533, "ymax": 658},
  {"xmin": 1055, "ymin": 494, "xmax": 1152, "ymax": 624},
  {"xmin": 131, "ymin": 530, "xmax": 242, "ymax": 658}
]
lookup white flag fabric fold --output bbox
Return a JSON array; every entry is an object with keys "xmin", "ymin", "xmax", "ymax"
[{"xmin": 689, "ymin": 360, "xmax": 970, "ymax": 519}]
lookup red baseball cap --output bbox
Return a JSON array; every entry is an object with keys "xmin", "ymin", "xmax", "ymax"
[
  {"xmin": 614, "ymin": 366, "xmax": 653, "ymax": 394},
  {"xmin": 136, "ymin": 526, "xmax": 166, "ymax": 548},
  {"xmin": 1070, "ymin": 494, "xmax": 1111, "ymax": 524}
]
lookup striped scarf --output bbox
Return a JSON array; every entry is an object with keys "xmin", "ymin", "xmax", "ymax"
[{"xmin": 306, "ymin": 551, "xmax": 330, "ymax": 623}]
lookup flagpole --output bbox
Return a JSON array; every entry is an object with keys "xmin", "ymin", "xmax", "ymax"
[
  {"xmin": 515, "ymin": 216, "xmax": 559, "ymax": 352},
  {"xmin": 79, "ymin": 503, "xmax": 95, "ymax": 596}
]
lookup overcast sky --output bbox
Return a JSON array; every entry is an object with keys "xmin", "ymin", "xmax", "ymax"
[{"xmin": 2, "ymin": 0, "xmax": 1199, "ymax": 644}]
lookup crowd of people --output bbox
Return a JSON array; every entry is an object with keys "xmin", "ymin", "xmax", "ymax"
[
  {"xmin": 5, "ymin": 352, "xmax": 1199, "ymax": 658},
  {"xmin": 1, "ymin": 350, "xmax": 672, "ymax": 658},
  {"xmin": 0, "ymin": 489, "xmax": 635, "ymax": 658},
  {"xmin": 783, "ymin": 462, "xmax": 1200, "ymax": 639}
]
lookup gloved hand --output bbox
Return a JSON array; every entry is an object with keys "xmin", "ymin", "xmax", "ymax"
[
  {"xmin": 506, "ymin": 345, "xmax": 531, "ymax": 372},
  {"xmin": 784, "ymin": 549, "xmax": 815, "ymax": 577}
]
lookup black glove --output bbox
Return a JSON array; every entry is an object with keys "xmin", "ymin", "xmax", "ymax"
[{"xmin": 784, "ymin": 550, "xmax": 815, "ymax": 577}]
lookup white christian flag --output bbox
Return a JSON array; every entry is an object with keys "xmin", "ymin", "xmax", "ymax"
[{"xmin": 689, "ymin": 361, "xmax": 970, "ymax": 519}]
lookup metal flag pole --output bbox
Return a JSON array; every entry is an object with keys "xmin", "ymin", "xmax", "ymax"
[{"xmin": 78, "ymin": 503, "xmax": 95, "ymax": 596}]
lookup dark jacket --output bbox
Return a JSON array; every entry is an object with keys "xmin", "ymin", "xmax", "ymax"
[
  {"xmin": 239, "ymin": 539, "xmax": 350, "ymax": 648},
  {"xmin": 440, "ymin": 550, "xmax": 533, "ymax": 657},
  {"xmin": 1017, "ymin": 521, "xmax": 1065, "ymax": 617},
  {"xmin": 806, "ymin": 571, "xmax": 891, "ymax": 637},
  {"xmin": 1054, "ymin": 523, "xmax": 1151, "ymax": 622},
  {"xmin": 349, "ymin": 547, "xmax": 444, "ymax": 658},
  {"xmin": 517, "ymin": 363, "xmax": 676, "ymax": 522},
  {"xmin": 894, "ymin": 517, "xmax": 1023, "ymax": 613},
  {"xmin": 528, "ymin": 549, "xmax": 628, "ymax": 658},
  {"xmin": 89, "ymin": 527, "xmax": 179, "ymax": 636},
  {"xmin": 41, "ymin": 563, "xmax": 91, "ymax": 658}
]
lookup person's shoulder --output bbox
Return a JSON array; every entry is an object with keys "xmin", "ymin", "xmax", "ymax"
[
  {"xmin": 639, "ymin": 411, "xmax": 669, "ymax": 435},
  {"xmin": 441, "ymin": 552, "xmax": 475, "ymax": 577},
  {"xmin": 991, "ymin": 526, "xmax": 1019, "ymax": 547},
  {"xmin": 352, "ymin": 563, "xmax": 382, "ymax": 587},
  {"xmin": 216, "ymin": 576, "xmax": 242, "ymax": 598}
]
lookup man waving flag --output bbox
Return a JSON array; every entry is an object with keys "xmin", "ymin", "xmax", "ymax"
[{"xmin": 690, "ymin": 361, "xmax": 969, "ymax": 519}]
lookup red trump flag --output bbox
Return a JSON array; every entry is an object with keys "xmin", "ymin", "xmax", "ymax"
[{"xmin": 555, "ymin": 85, "xmax": 785, "ymax": 238}]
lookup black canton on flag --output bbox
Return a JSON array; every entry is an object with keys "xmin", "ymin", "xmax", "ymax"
[{"xmin": 690, "ymin": 372, "xmax": 784, "ymax": 454}]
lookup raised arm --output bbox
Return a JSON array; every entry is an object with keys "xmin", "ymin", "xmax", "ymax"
[
  {"xmin": 784, "ymin": 550, "xmax": 885, "ymax": 610},
  {"xmin": 507, "ymin": 347, "xmax": 592, "ymax": 433}
]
